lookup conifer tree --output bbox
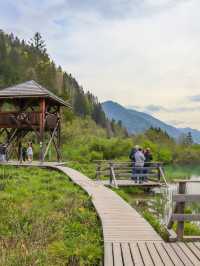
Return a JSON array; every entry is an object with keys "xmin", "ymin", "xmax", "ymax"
[{"xmin": 29, "ymin": 32, "xmax": 46, "ymax": 53}]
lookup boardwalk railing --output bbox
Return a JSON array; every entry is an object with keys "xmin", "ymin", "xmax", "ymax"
[
  {"xmin": 95, "ymin": 160, "xmax": 167, "ymax": 188},
  {"xmin": 168, "ymin": 180, "xmax": 200, "ymax": 241}
]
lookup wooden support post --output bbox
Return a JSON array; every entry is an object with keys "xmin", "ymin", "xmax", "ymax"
[
  {"xmin": 39, "ymin": 98, "xmax": 46, "ymax": 161},
  {"xmin": 157, "ymin": 164, "xmax": 161, "ymax": 182},
  {"xmin": 43, "ymin": 121, "xmax": 59, "ymax": 161},
  {"xmin": 57, "ymin": 106, "xmax": 61, "ymax": 162},
  {"xmin": 176, "ymin": 181, "xmax": 186, "ymax": 240}
]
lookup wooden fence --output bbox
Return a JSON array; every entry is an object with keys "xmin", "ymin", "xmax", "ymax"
[
  {"xmin": 168, "ymin": 180, "xmax": 200, "ymax": 241},
  {"xmin": 95, "ymin": 160, "xmax": 167, "ymax": 188}
]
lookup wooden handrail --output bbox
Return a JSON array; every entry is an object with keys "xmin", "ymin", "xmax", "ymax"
[
  {"xmin": 95, "ymin": 160, "xmax": 167, "ymax": 187},
  {"xmin": 168, "ymin": 180, "xmax": 200, "ymax": 241}
]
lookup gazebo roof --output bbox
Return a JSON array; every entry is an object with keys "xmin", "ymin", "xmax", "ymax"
[{"xmin": 0, "ymin": 80, "xmax": 71, "ymax": 107}]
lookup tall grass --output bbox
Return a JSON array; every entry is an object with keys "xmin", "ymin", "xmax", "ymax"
[{"xmin": 0, "ymin": 166, "xmax": 102, "ymax": 265}]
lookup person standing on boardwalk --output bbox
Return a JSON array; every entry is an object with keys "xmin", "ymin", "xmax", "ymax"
[
  {"xmin": 22, "ymin": 145, "xmax": 27, "ymax": 162},
  {"xmin": 144, "ymin": 148, "xmax": 153, "ymax": 182},
  {"xmin": 27, "ymin": 142, "xmax": 33, "ymax": 162},
  {"xmin": 129, "ymin": 145, "xmax": 139, "ymax": 181},
  {"xmin": 134, "ymin": 147, "xmax": 145, "ymax": 184}
]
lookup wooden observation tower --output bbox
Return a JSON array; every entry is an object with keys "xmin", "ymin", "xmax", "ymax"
[{"xmin": 0, "ymin": 80, "xmax": 70, "ymax": 161}]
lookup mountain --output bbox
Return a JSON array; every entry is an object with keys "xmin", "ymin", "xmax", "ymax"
[{"xmin": 102, "ymin": 101, "xmax": 200, "ymax": 143}]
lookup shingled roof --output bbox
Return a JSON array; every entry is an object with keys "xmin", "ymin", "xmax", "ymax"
[{"xmin": 0, "ymin": 80, "xmax": 71, "ymax": 107}]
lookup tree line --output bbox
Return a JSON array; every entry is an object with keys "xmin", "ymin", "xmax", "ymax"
[{"xmin": 0, "ymin": 30, "xmax": 127, "ymax": 137}]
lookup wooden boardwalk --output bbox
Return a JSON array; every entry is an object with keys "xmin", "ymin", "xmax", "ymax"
[
  {"xmin": 1, "ymin": 161, "xmax": 200, "ymax": 265},
  {"xmin": 96, "ymin": 179, "xmax": 163, "ymax": 187}
]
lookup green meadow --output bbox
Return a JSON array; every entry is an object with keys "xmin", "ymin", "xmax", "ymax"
[{"xmin": 0, "ymin": 166, "xmax": 102, "ymax": 266}]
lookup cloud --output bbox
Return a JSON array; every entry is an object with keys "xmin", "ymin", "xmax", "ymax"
[
  {"xmin": 189, "ymin": 95, "xmax": 200, "ymax": 102},
  {"xmin": 167, "ymin": 120, "xmax": 184, "ymax": 126},
  {"xmin": 0, "ymin": 0, "xmax": 200, "ymax": 129},
  {"xmin": 144, "ymin": 105, "xmax": 167, "ymax": 113}
]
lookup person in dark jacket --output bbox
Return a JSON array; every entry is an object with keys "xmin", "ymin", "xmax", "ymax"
[
  {"xmin": 143, "ymin": 148, "xmax": 153, "ymax": 181},
  {"xmin": 22, "ymin": 146, "xmax": 27, "ymax": 162}
]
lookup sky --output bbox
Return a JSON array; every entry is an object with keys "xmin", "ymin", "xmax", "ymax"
[{"xmin": 1, "ymin": 0, "xmax": 200, "ymax": 129}]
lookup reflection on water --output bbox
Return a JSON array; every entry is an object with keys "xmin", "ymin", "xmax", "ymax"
[
  {"xmin": 131, "ymin": 176, "xmax": 200, "ymax": 227},
  {"xmin": 187, "ymin": 176, "xmax": 200, "ymax": 194}
]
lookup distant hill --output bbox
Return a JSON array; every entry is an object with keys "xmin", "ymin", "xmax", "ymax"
[{"xmin": 102, "ymin": 101, "xmax": 200, "ymax": 143}]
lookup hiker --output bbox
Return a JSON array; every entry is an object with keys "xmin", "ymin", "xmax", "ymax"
[
  {"xmin": 129, "ymin": 145, "xmax": 139, "ymax": 180},
  {"xmin": 134, "ymin": 147, "xmax": 145, "ymax": 184},
  {"xmin": 27, "ymin": 142, "xmax": 33, "ymax": 162},
  {"xmin": 22, "ymin": 145, "xmax": 27, "ymax": 162},
  {"xmin": 129, "ymin": 145, "xmax": 139, "ymax": 161},
  {"xmin": 143, "ymin": 148, "xmax": 153, "ymax": 182}
]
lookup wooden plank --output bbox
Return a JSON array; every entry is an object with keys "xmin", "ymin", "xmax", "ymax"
[
  {"xmin": 162, "ymin": 243, "xmax": 185, "ymax": 266},
  {"xmin": 113, "ymin": 242, "xmax": 123, "ymax": 266},
  {"xmin": 173, "ymin": 194, "xmax": 200, "ymax": 203},
  {"xmin": 154, "ymin": 242, "xmax": 174, "ymax": 266},
  {"xmin": 194, "ymin": 242, "xmax": 200, "ymax": 250},
  {"xmin": 177, "ymin": 242, "xmax": 200, "ymax": 266},
  {"xmin": 99, "ymin": 180, "xmax": 162, "ymax": 187},
  {"xmin": 170, "ymin": 243, "xmax": 193, "ymax": 266},
  {"xmin": 146, "ymin": 242, "xmax": 164, "ymax": 266},
  {"xmin": 171, "ymin": 214, "xmax": 200, "ymax": 221},
  {"xmin": 129, "ymin": 243, "xmax": 144, "ymax": 266},
  {"xmin": 116, "ymin": 173, "xmax": 157, "ymax": 178},
  {"xmin": 121, "ymin": 242, "xmax": 134, "ymax": 266},
  {"xmin": 137, "ymin": 242, "xmax": 154, "ymax": 266},
  {"xmin": 187, "ymin": 242, "xmax": 200, "ymax": 260},
  {"xmin": 183, "ymin": 235, "xmax": 200, "ymax": 241},
  {"xmin": 104, "ymin": 242, "xmax": 114, "ymax": 266}
]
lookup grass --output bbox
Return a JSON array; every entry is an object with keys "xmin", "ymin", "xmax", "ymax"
[{"xmin": 0, "ymin": 166, "xmax": 102, "ymax": 266}]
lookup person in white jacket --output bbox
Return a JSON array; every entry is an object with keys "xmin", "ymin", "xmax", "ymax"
[
  {"xmin": 134, "ymin": 148, "xmax": 145, "ymax": 183},
  {"xmin": 27, "ymin": 142, "xmax": 33, "ymax": 162}
]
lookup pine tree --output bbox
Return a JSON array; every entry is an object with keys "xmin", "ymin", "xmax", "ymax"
[
  {"xmin": 186, "ymin": 132, "xmax": 193, "ymax": 145},
  {"xmin": 29, "ymin": 32, "xmax": 46, "ymax": 53}
]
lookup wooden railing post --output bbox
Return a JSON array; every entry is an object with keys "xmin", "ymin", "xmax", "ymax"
[
  {"xmin": 176, "ymin": 181, "xmax": 186, "ymax": 240},
  {"xmin": 157, "ymin": 163, "xmax": 161, "ymax": 182},
  {"xmin": 95, "ymin": 161, "xmax": 101, "ymax": 180},
  {"xmin": 109, "ymin": 162, "xmax": 113, "ymax": 185},
  {"xmin": 109, "ymin": 162, "xmax": 118, "ymax": 188}
]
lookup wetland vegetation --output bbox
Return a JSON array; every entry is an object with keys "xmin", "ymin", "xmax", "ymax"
[{"xmin": 0, "ymin": 166, "xmax": 102, "ymax": 266}]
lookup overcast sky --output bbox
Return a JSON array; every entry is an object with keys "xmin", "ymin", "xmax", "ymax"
[{"xmin": 1, "ymin": 0, "xmax": 200, "ymax": 129}]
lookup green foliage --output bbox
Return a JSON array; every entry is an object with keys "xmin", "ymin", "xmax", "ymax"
[
  {"xmin": 157, "ymin": 148, "xmax": 173, "ymax": 163},
  {"xmin": 142, "ymin": 211, "xmax": 168, "ymax": 241},
  {"xmin": 0, "ymin": 166, "xmax": 102, "ymax": 265}
]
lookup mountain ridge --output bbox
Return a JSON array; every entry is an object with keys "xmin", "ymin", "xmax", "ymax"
[{"xmin": 102, "ymin": 100, "xmax": 200, "ymax": 143}]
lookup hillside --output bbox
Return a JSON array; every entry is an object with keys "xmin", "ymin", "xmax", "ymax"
[
  {"xmin": 102, "ymin": 101, "xmax": 200, "ymax": 143},
  {"xmin": 0, "ymin": 30, "xmax": 126, "ymax": 137}
]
